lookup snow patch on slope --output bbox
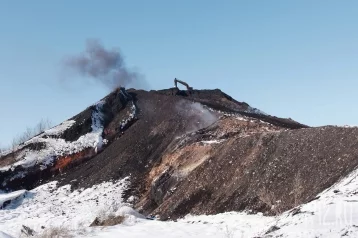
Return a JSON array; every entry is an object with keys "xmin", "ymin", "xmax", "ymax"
[
  {"xmin": 343, "ymin": 125, "xmax": 358, "ymax": 128},
  {"xmin": 0, "ymin": 190, "xmax": 26, "ymax": 208},
  {"xmin": 0, "ymin": 121, "xmax": 76, "ymax": 159},
  {"xmin": 245, "ymin": 105, "xmax": 267, "ymax": 115},
  {"xmin": 119, "ymin": 102, "xmax": 137, "ymax": 131},
  {"xmin": 0, "ymin": 101, "xmax": 106, "ymax": 175},
  {"xmin": 200, "ymin": 139, "xmax": 226, "ymax": 145},
  {"xmin": 44, "ymin": 120, "xmax": 76, "ymax": 136},
  {"xmin": 91, "ymin": 100, "xmax": 105, "ymax": 152}
]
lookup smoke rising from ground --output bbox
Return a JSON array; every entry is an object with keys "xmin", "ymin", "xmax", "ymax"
[
  {"xmin": 63, "ymin": 39, "xmax": 140, "ymax": 90},
  {"xmin": 176, "ymin": 100, "xmax": 218, "ymax": 133}
]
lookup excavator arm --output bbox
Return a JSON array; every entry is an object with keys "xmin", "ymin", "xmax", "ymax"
[{"xmin": 174, "ymin": 78, "xmax": 193, "ymax": 91}]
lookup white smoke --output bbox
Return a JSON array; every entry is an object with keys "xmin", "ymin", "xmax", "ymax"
[{"xmin": 175, "ymin": 100, "xmax": 218, "ymax": 133}]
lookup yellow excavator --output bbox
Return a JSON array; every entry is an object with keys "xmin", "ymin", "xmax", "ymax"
[{"xmin": 174, "ymin": 78, "xmax": 193, "ymax": 91}]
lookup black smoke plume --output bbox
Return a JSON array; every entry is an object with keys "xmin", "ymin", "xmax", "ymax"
[{"xmin": 63, "ymin": 39, "xmax": 139, "ymax": 89}]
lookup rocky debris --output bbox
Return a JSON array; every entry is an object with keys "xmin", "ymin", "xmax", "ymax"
[
  {"xmin": 265, "ymin": 225, "xmax": 280, "ymax": 234},
  {"xmin": 150, "ymin": 168, "xmax": 180, "ymax": 206},
  {"xmin": 21, "ymin": 225, "xmax": 35, "ymax": 237},
  {"xmin": 148, "ymin": 125, "xmax": 358, "ymax": 220}
]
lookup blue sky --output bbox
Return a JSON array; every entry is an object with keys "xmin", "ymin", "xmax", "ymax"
[{"xmin": 0, "ymin": 0, "xmax": 357, "ymax": 146}]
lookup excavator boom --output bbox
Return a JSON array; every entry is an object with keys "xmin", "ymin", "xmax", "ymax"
[{"xmin": 174, "ymin": 78, "xmax": 193, "ymax": 91}]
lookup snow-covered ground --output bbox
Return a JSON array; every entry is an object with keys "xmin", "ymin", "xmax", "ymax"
[
  {"xmin": 0, "ymin": 190, "xmax": 26, "ymax": 208},
  {"xmin": 265, "ymin": 166, "xmax": 358, "ymax": 237},
  {"xmin": 200, "ymin": 139, "xmax": 226, "ymax": 145},
  {"xmin": 2, "ymin": 165, "xmax": 358, "ymax": 237},
  {"xmin": 0, "ymin": 178, "xmax": 129, "ymax": 237},
  {"xmin": 84, "ymin": 212, "xmax": 274, "ymax": 238},
  {"xmin": 245, "ymin": 105, "xmax": 267, "ymax": 115},
  {"xmin": 81, "ymin": 166, "xmax": 358, "ymax": 238}
]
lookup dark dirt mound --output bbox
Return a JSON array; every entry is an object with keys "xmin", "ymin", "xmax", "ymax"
[
  {"xmin": 55, "ymin": 89, "xmax": 222, "ymax": 192},
  {"xmin": 147, "ymin": 124, "xmax": 358, "ymax": 219},
  {"xmin": 1, "ymin": 87, "xmax": 357, "ymax": 221},
  {"xmin": 155, "ymin": 88, "xmax": 307, "ymax": 129}
]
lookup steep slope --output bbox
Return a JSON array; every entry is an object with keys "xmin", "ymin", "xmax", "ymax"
[
  {"xmin": 1, "ymin": 87, "xmax": 357, "ymax": 222},
  {"xmin": 145, "ymin": 122, "xmax": 358, "ymax": 219}
]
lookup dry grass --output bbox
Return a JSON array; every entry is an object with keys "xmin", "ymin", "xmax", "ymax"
[
  {"xmin": 90, "ymin": 214, "xmax": 125, "ymax": 227},
  {"xmin": 11, "ymin": 118, "xmax": 52, "ymax": 150},
  {"xmin": 258, "ymin": 188, "xmax": 283, "ymax": 215},
  {"xmin": 0, "ymin": 144, "xmax": 7, "ymax": 153},
  {"xmin": 291, "ymin": 172, "xmax": 304, "ymax": 207},
  {"xmin": 258, "ymin": 173, "xmax": 304, "ymax": 215}
]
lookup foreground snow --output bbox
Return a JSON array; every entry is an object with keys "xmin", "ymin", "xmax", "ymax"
[
  {"xmin": 0, "ymin": 231, "xmax": 12, "ymax": 238},
  {"xmin": 0, "ymin": 178, "xmax": 129, "ymax": 237},
  {"xmin": 2, "ymin": 166, "xmax": 358, "ymax": 237},
  {"xmin": 84, "ymin": 212, "xmax": 273, "ymax": 238},
  {"xmin": 84, "ymin": 167, "xmax": 358, "ymax": 238},
  {"xmin": 0, "ymin": 190, "xmax": 26, "ymax": 208},
  {"xmin": 266, "ymin": 166, "xmax": 358, "ymax": 237}
]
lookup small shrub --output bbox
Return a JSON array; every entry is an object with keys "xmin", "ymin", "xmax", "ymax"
[
  {"xmin": 292, "ymin": 172, "xmax": 304, "ymax": 206},
  {"xmin": 11, "ymin": 118, "xmax": 52, "ymax": 150},
  {"xmin": 0, "ymin": 144, "xmax": 8, "ymax": 154},
  {"xmin": 258, "ymin": 188, "xmax": 283, "ymax": 215},
  {"xmin": 90, "ymin": 214, "xmax": 125, "ymax": 227}
]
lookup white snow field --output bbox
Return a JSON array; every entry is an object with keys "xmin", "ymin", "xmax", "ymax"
[
  {"xmin": 264, "ymin": 165, "xmax": 358, "ymax": 238},
  {"xmin": 83, "ymin": 212, "xmax": 274, "ymax": 238},
  {"xmin": 0, "ymin": 231, "xmax": 12, "ymax": 238},
  {"xmin": 1, "ymin": 165, "xmax": 358, "ymax": 237},
  {"xmin": 0, "ymin": 178, "xmax": 129, "ymax": 237},
  {"xmin": 79, "ymin": 166, "xmax": 358, "ymax": 238}
]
